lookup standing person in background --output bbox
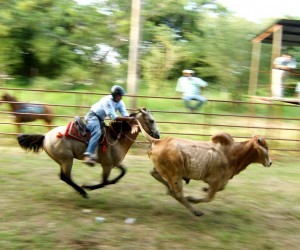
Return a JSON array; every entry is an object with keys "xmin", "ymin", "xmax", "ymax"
[
  {"xmin": 296, "ymin": 82, "xmax": 300, "ymax": 103},
  {"xmin": 175, "ymin": 69, "xmax": 208, "ymax": 112},
  {"xmin": 271, "ymin": 54, "xmax": 297, "ymax": 98},
  {"xmin": 83, "ymin": 85, "xmax": 135, "ymax": 166}
]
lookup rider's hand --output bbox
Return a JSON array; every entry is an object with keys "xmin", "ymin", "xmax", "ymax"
[{"xmin": 128, "ymin": 117, "xmax": 136, "ymax": 124}]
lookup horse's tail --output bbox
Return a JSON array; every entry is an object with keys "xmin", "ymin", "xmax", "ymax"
[
  {"xmin": 136, "ymin": 120, "xmax": 158, "ymax": 144},
  {"xmin": 17, "ymin": 134, "xmax": 45, "ymax": 153}
]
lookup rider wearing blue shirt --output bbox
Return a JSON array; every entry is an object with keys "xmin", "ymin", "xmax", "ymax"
[{"xmin": 83, "ymin": 85, "xmax": 135, "ymax": 166}]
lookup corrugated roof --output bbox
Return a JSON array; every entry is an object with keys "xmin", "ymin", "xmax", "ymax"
[{"xmin": 253, "ymin": 19, "xmax": 300, "ymax": 46}]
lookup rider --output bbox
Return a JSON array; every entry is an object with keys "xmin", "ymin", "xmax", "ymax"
[{"xmin": 83, "ymin": 85, "xmax": 135, "ymax": 166}]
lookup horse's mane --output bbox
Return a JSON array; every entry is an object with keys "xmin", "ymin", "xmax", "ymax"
[{"xmin": 106, "ymin": 112, "xmax": 137, "ymax": 139}]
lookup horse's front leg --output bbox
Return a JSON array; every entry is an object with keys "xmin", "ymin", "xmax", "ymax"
[
  {"xmin": 83, "ymin": 164, "xmax": 126, "ymax": 190},
  {"xmin": 108, "ymin": 164, "xmax": 126, "ymax": 184},
  {"xmin": 15, "ymin": 119, "xmax": 21, "ymax": 134}
]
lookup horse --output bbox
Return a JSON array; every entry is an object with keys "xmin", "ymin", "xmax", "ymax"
[
  {"xmin": 1, "ymin": 92, "xmax": 54, "ymax": 133},
  {"xmin": 17, "ymin": 108, "xmax": 160, "ymax": 199}
]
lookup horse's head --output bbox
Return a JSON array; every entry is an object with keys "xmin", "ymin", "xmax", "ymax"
[
  {"xmin": 1, "ymin": 93, "xmax": 16, "ymax": 103},
  {"xmin": 1, "ymin": 93, "xmax": 10, "ymax": 102},
  {"xmin": 134, "ymin": 108, "xmax": 160, "ymax": 139}
]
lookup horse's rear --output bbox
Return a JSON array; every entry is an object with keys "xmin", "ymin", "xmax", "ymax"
[
  {"xmin": 44, "ymin": 126, "xmax": 91, "ymax": 197},
  {"xmin": 38, "ymin": 104, "xmax": 54, "ymax": 125},
  {"xmin": 44, "ymin": 126, "xmax": 86, "ymax": 161}
]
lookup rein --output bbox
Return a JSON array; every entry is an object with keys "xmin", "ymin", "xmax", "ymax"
[
  {"xmin": 105, "ymin": 122, "xmax": 123, "ymax": 146},
  {"xmin": 105, "ymin": 121, "xmax": 144, "ymax": 146}
]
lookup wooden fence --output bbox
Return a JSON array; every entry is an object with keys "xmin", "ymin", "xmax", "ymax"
[{"xmin": 1, "ymin": 87, "xmax": 299, "ymax": 154}]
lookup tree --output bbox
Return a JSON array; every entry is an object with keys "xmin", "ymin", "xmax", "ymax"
[{"xmin": 0, "ymin": 0, "xmax": 118, "ymax": 84}]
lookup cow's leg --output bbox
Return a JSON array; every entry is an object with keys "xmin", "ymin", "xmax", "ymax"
[
  {"xmin": 202, "ymin": 184, "xmax": 226, "ymax": 192},
  {"xmin": 167, "ymin": 177, "xmax": 204, "ymax": 216},
  {"xmin": 151, "ymin": 168, "xmax": 171, "ymax": 192},
  {"xmin": 186, "ymin": 182, "xmax": 219, "ymax": 203}
]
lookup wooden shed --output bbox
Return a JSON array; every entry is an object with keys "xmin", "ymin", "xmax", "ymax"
[{"xmin": 248, "ymin": 19, "xmax": 300, "ymax": 103}]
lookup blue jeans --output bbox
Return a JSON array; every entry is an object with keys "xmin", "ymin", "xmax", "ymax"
[
  {"xmin": 183, "ymin": 95, "xmax": 207, "ymax": 110},
  {"xmin": 84, "ymin": 115, "xmax": 102, "ymax": 156}
]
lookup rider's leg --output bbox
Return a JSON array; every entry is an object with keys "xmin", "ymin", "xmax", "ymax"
[{"xmin": 84, "ymin": 116, "xmax": 102, "ymax": 166}]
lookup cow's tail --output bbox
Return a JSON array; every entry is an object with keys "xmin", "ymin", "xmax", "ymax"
[
  {"xmin": 136, "ymin": 120, "xmax": 158, "ymax": 144},
  {"xmin": 17, "ymin": 134, "xmax": 45, "ymax": 153}
]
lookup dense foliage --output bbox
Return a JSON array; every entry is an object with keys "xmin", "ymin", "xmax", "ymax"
[{"xmin": 0, "ymin": 0, "xmax": 299, "ymax": 95}]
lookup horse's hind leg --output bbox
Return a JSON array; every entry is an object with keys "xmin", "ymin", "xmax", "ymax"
[
  {"xmin": 59, "ymin": 160, "xmax": 89, "ymax": 199},
  {"xmin": 45, "ymin": 121, "xmax": 52, "ymax": 131}
]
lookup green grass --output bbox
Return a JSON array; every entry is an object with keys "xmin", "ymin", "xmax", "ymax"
[{"xmin": 0, "ymin": 145, "xmax": 299, "ymax": 249}]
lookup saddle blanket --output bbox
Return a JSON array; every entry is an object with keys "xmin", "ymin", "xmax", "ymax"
[
  {"xmin": 65, "ymin": 121, "xmax": 90, "ymax": 143},
  {"xmin": 56, "ymin": 121, "xmax": 107, "ymax": 152},
  {"xmin": 17, "ymin": 105, "xmax": 44, "ymax": 114}
]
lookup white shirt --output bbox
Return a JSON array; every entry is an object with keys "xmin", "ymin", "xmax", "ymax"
[
  {"xmin": 296, "ymin": 82, "xmax": 300, "ymax": 93},
  {"xmin": 274, "ymin": 56, "xmax": 297, "ymax": 69},
  {"xmin": 176, "ymin": 76, "xmax": 207, "ymax": 97}
]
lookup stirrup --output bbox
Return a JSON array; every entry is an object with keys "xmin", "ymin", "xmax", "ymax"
[{"xmin": 83, "ymin": 156, "xmax": 96, "ymax": 167}]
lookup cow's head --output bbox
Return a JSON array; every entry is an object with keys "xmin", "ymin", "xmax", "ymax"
[{"xmin": 253, "ymin": 136, "xmax": 272, "ymax": 167}]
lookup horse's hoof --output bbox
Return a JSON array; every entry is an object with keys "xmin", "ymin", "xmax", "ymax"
[
  {"xmin": 193, "ymin": 210, "xmax": 204, "ymax": 216},
  {"xmin": 81, "ymin": 192, "xmax": 89, "ymax": 199}
]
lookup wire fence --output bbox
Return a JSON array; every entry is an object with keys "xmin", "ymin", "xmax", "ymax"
[{"xmin": 1, "ymin": 87, "xmax": 299, "ymax": 153}]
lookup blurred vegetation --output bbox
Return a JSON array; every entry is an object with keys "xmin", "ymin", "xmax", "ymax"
[{"xmin": 0, "ymin": 0, "xmax": 300, "ymax": 98}]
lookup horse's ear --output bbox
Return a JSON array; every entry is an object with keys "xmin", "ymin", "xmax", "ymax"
[{"xmin": 138, "ymin": 107, "xmax": 148, "ymax": 115}]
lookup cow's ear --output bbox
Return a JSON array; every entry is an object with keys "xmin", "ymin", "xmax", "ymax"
[{"xmin": 256, "ymin": 137, "xmax": 268, "ymax": 149}]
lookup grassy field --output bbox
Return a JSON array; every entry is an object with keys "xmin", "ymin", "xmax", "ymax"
[{"xmin": 1, "ymin": 144, "xmax": 300, "ymax": 250}]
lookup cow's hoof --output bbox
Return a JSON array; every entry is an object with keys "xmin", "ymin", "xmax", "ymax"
[{"xmin": 193, "ymin": 210, "xmax": 204, "ymax": 216}]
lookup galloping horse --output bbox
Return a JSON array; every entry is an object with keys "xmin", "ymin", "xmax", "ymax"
[
  {"xmin": 1, "ymin": 93, "xmax": 54, "ymax": 133},
  {"xmin": 17, "ymin": 108, "xmax": 160, "ymax": 199}
]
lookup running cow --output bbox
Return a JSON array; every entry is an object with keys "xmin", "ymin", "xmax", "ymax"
[{"xmin": 137, "ymin": 121, "xmax": 272, "ymax": 216}]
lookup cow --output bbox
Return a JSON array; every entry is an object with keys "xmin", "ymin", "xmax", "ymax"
[{"xmin": 137, "ymin": 120, "xmax": 272, "ymax": 216}]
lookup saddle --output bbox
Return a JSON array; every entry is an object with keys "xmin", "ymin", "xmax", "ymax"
[
  {"xmin": 64, "ymin": 116, "xmax": 90, "ymax": 143},
  {"xmin": 64, "ymin": 117, "xmax": 106, "ymax": 151}
]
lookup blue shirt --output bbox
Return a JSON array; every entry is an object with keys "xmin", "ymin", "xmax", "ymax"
[
  {"xmin": 176, "ymin": 76, "xmax": 207, "ymax": 97},
  {"xmin": 90, "ymin": 94, "xmax": 129, "ymax": 121}
]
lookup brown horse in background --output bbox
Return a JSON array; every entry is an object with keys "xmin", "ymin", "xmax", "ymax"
[{"xmin": 1, "ymin": 93, "xmax": 54, "ymax": 133}]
